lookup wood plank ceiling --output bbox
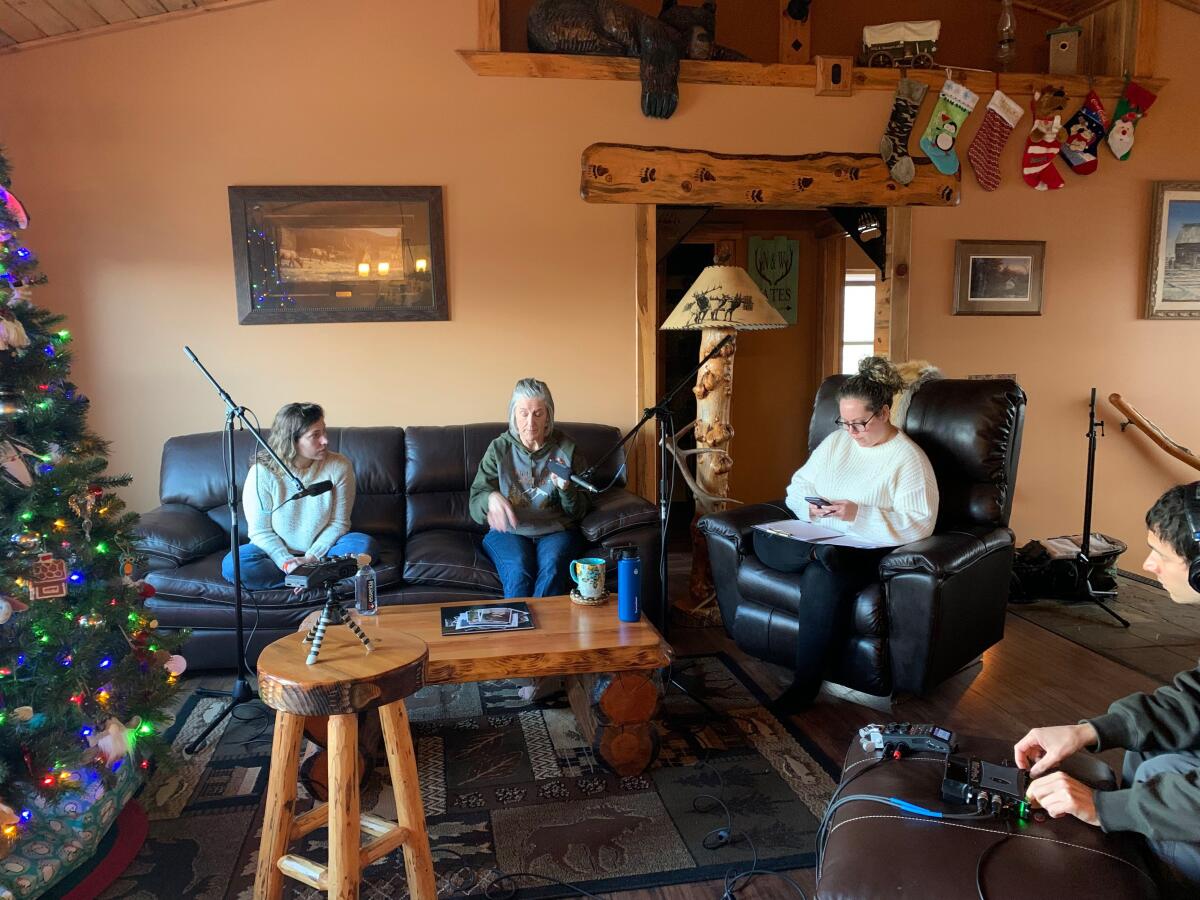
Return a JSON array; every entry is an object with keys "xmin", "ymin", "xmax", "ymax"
[
  {"xmin": 0, "ymin": 0, "xmax": 272, "ymax": 52},
  {"xmin": 1017, "ymin": 0, "xmax": 1196, "ymax": 20}
]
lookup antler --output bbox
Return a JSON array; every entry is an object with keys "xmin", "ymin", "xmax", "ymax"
[{"xmin": 663, "ymin": 419, "xmax": 742, "ymax": 510}]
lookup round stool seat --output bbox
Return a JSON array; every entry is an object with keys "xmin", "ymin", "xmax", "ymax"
[{"xmin": 257, "ymin": 625, "xmax": 428, "ymax": 717}]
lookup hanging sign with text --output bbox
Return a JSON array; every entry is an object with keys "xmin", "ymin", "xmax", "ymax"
[{"xmin": 749, "ymin": 236, "xmax": 799, "ymax": 325}]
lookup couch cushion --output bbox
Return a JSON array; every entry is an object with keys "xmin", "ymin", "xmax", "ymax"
[
  {"xmin": 403, "ymin": 529, "xmax": 502, "ymax": 592},
  {"xmin": 158, "ymin": 426, "xmax": 406, "ymax": 540},
  {"xmin": 144, "ymin": 539, "xmax": 403, "ymax": 607}
]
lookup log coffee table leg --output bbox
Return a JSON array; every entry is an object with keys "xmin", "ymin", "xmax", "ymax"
[
  {"xmin": 255, "ymin": 712, "xmax": 305, "ymax": 900},
  {"xmin": 379, "ymin": 699, "xmax": 438, "ymax": 900},
  {"xmin": 327, "ymin": 713, "xmax": 361, "ymax": 900},
  {"xmin": 567, "ymin": 670, "xmax": 664, "ymax": 776}
]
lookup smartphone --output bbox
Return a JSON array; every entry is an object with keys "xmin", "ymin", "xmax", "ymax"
[{"xmin": 804, "ymin": 496, "xmax": 831, "ymax": 508}]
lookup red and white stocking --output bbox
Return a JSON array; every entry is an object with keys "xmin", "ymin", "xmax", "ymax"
[
  {"xmin": 1022, "ymin": 112, "xmax": 1064, "ymax": 191},
  {"xmin": 968, "ymin": 90, "xmax": 1024, "ymax": 192}
]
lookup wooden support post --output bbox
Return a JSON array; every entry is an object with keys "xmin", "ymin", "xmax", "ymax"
[
  {"xmin": 326, "ymin": 713, "xmax": 360, "ymax": 900},
  {"xmin": 886, "ymin": 208, "xmax": 912, "ymax": 362},
  {"xmin": 1134, "ymin": 0, "xmax": 1159, "ymax": 77},
  {"xmin": 778, "ymin": 0, "xmax": 811, "ymax": 64},
  {"xmin": 478, "ymin": 0, "xmax": 500, "ymax": 51},
  {"xmin": 379, "ymin": 700, "xmax": 438, "ymax": 900},
  {"xmin": 633, "ymin": 204, "xmax": 657, "ymax": 503},
  {"xmin": 567, "ymin": 670, "xmax": 663, "ymax": 776}
]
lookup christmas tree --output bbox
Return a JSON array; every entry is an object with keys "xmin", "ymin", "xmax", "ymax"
[{"xmin": 0, "ymin": 147, "xmax": 183, "ymax": 843}]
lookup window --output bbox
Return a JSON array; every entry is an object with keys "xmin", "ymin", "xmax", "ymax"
[{"xmin": 841, "ymin": 270, "xmax": 876, "ymax": 374}]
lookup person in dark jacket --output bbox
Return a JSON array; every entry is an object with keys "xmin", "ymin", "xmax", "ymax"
[
  {"xmin": 1014, "ymin": 482, "xmax": 1200, "ymax": 898},
  {"xmin": 469, "ymin": 378, "xmax": 590, "ymax": 598}
]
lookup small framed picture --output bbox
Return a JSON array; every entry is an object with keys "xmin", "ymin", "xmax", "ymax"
[
  {"xmin": 953, "ymin": 240, "xmax": 1045, "ymax": 316},
  {"xmin": 1145, "ymin": 181, "xmax": 1200, "ymax": 319}
]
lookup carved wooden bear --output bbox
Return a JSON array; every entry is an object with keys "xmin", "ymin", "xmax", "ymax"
[{"xmin": 527, "ymin": 0, "xmax": 749, "ymax": 119}]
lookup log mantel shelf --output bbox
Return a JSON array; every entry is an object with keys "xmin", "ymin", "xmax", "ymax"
[{"xmin": 458, "ymin": 50, "xmax": 1166, "ymax": 99}]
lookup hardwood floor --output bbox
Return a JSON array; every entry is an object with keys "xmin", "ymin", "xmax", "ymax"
[{"xmin": 603, "ymin": 613, "xmax": 1164, "ymax": 899}]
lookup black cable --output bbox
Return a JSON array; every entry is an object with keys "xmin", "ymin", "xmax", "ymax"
[
  {"xmin": 975, "ymin": 823, "xmax": 1013, "ymax": 900},
  {"xmin": 483, "ymin": 871, "xmax": 604, "ymax": 899}
]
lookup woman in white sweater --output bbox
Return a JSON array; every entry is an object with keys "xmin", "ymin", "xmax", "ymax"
[
  {"xmin": 758, "ymin": 357, "xmax": 938, "ymax": 705},
  {"xmin": 220, "ymin": 403, "xmax": 377, "ymax": 591}
]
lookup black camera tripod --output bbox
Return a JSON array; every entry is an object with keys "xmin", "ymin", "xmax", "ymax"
[{"xmin": 303, "ymin": 584, "xmax": 374, "ymax": 665}]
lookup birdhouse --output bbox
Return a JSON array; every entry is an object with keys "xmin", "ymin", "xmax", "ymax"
[
  {"xmin": 29, "ymin": 552, "xmax": 68, "ymax": 601},
  {"xmin": 1047, "ymin": 25, "xmax": 1082, "ymax": 75}
]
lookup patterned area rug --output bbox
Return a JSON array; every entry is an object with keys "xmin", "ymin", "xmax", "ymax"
[{"xmin": 97, "ymin": 655, "xmax": 837, "ymax": 899}]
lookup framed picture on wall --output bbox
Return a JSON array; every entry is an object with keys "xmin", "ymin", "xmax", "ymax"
[
  {"xmin": 952, "ymin": 240, "xmax": 1045, "ymax": 316},
  {"xmin": 229, "ymin": 185, "xmax": 448, "ymax": 325},
  {"xmin": 1145, "ymin": 181, "xmax": 1200, "ymax": 319}
]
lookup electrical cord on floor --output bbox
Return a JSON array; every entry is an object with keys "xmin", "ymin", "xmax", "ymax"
[{"xmin": 975, "ymin": 821, "xmax": 1014, "ymax": 900}]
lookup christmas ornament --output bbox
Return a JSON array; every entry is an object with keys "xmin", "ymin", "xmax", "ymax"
[
  {"xmin": 0, "ymin": 803, "xmax": 16, "ymax": 828},
  {"xmin": 12, "ymin": 706, "xmax": 33, "ymax": 723},
  {"xmin": 87, "ymin": 717, "xmax": 140, "ymax": 765},
  {"xmin": 918, "ymin": 78, "xmax": 979, "ymax": 176},
  {"xmin": 0, "ymin": 309, "xmax": 28, "ymax": 351},
  {"xmin": 0, "ymin": 187, "xmax": 28, "ymax": 229},
  {"xmin": 28, "ymin": 552, "xmax": 68, "ymax": 601},
  {"xmin": 164, "ymin": 654, "xmax": 187, "ymax": 677},
  {"xmin": 1060, "ymin": 91, "xmax": 1108, "ymax": 175},
  {"xmin": 119, "ymin": 551, "xmax": 137, "ymax": 581},
  {"xmin": 880, "ymin": 76, "xmax": 928, "ymax": 185},
  {"xmin": 0, "ymin": 437, "xmax": 35, "ymax": 488},
  {"xmin": 0, "ymin": 390, "xmax": 24, "ymax": 417},
  {"xmin": 68, "ymin": 488, "xmax": 101, "ymax": 542},
  {"xmin": 967, "ymin": 89, "xmax": 1025, "ymax": 191},
  {"xmin": 0, "ymin": 595, "xmax": 27, "ymax": 624},
  {"xmin": 6, "ymin": 285, "xmax": 30, "ymax": 308},
  {"xmin": 1022, "ymin": 86, "xmax": 1070, "ymax": 191},
  {"xmin": 1106, "ymin": 80, "xmax": 1157, "ymax": 161},
  {"xmin": 10, "ymin": 532, "xmax": 40, "ymax": 551}
]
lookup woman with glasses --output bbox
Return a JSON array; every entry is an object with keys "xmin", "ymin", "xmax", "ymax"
[
  {"xmin": 221, "ymin": 402, "xmax": 378, "ymax": 591},
  {"xmin": 756, "ymin": 356, "xmax": 938, "ymax": 705}
]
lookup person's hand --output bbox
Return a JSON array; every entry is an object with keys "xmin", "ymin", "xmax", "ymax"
[
  {"xmin": 281, "ymin": 557, "xmax": 307, "ymax": 574},
  {"xmin": 548, "ymin": 455, "xmax": 570, "ymax": 491},
  {"xmin": 1013, "ymin": 723, "xmax": 1099, "ymax": 776},
  {"xmin": 487, "ymin": 491, "xmax": 518, "ymax": 533},
  {"xmin": 823, "ymin": 500, "xmax": 858, "ymax": 522},
  {"xmin": 1026, "ymin": 771, "xmax": 1100, "ymax": 826}
]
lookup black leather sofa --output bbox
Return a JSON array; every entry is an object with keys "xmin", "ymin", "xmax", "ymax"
[
  {"xmin": 698, "ymin": 376, "xmax": 1027, "ymax": 698},
  {"xmin": 134, "ymin": 422, "xmax": 660, "ymax": 670}
]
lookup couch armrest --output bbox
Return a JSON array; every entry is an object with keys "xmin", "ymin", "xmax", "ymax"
[
  {"xmin": 879, "ymin": 527, "xmax": 1013, "ymax": 579},
  {"xmin": 133, "ymin": 504, "xmax": 227, "ymax": 570},
  {"xmin": 579, "ymin": 490, "xmax": 658, "ymax": 543},
  {"xmin": 697, "ymin": 501, "xmax": 793, "ymax": 556}
]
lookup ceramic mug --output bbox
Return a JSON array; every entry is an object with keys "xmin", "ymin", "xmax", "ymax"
[{"xmin": 570, "ymin": 557, "xmax": 607, "ymax": 599}]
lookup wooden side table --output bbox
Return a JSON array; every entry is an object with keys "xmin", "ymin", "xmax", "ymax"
[{"xmin": 254, "ymin": 626, "xmax": 436, "ymax": 900}]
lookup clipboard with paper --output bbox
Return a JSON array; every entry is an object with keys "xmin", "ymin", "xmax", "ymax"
[{"xmin": 752, "ymin": 518, "xmax": 889, "ymax": 549}]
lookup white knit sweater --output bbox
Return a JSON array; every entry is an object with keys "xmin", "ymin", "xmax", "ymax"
[
  {"xmin": 784, "ymin": 429, "xmax": 938, "ymax": 546},
  {"xmin": 242, "ymin": 452, "xmax": 356, "ymax": 568}
]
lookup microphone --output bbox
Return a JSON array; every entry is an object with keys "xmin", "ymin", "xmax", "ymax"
[
  {"xmin": 288, "ymin": 480, "xmax": 334, "ymax": 501},
  {"xmin": 546, "ymin": 458, "xmax": 601, "ymax": 494}
]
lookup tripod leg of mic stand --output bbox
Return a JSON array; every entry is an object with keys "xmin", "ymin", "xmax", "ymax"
[
  {"xmin": 185, "ymin": 676, "xmax": 256, "ymax": 754},
  {"xmin": 306, "ymin": 600, "xmax": 336, "ymax": 665},
  {"xmin": 1086, "ymin": 583, "xmax": 1130, "ymax": 627}
]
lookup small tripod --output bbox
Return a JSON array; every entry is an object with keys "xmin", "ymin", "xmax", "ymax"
[{"xmin": 304, "ymin": 585, "xmax": 374, "ymax": 665}]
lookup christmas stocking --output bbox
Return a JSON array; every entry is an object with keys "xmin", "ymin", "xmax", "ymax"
[
  {"xmin": 1107, "ymin": 81, "xmax": 1157, "ymax": 161},
  {"xmin": 1060, "ymin": 91, "xmax": 1107, "ymax": 175},
  {"xmin": 967, "ymin": 90, "xmax": 1024, "ymax": 191},
  {"xmin": 880, "ymin": 76, "xmax": 929, "ymax": 185},
  {"xmin": 918, "ymin": 78, "xmax": 979, "ymax": 176},
  {"xmin": 1022, "ymin": 89, "xmax": 1068, "ymax": 191}
]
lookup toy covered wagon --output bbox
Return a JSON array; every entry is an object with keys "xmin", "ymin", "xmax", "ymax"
[{"xmin": 860, "ymin": 20, "xmax": 940, "ymax": 68}]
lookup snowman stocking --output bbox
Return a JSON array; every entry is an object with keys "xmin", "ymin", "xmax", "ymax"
[
  {"xmin": 1060, "ymin": 91, "xmax": 1107, "ymax": 175},
  {"xmin": 1106, "ymin": 81, "xmax": 1157, "ymax": 161},
  {"xmin": 919, "ymin": 78, "xmax": 979, "ymax": 175}
]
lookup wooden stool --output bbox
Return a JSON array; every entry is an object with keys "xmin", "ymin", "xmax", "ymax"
[{"xmin": 254, "ymin": 622, "xmax": 436, "ymax": 900}]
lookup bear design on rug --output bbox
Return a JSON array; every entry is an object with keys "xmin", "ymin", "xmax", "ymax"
[{"xmin": 527, "ymin": 0, "xmax": 749, "ymax": 118}]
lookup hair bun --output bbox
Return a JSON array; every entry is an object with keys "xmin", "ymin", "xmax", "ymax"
[{"xmin": 856, "ymin": 356, "xmax": 904, "ymax": 393}]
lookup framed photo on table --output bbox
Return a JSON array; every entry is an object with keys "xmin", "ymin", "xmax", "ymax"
[
  {"xmin": 229, "ymin": 185, "xmax": 448, "ymax": 325},
  {"xmin": 952, "ymin": 240, "xmax": 1045, "ymax": 316},
  {"xmin": 1145, "ymin": 181, "xmax": 1200, "ymax": 319}
]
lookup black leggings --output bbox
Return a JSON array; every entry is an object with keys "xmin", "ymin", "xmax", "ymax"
[{"xmin": 752, "ymin": 529, "xmax": 891, "ymax": 694}]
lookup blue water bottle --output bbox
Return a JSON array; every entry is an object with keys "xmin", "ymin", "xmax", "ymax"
[{"xmin": 617, "ymin": 548, "xmax": 641, "ymax": 622}]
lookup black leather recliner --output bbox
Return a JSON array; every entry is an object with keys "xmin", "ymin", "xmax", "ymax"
[
  {"xmin": 697, "ymin": 376, "xmax": 1027, "ymax": 697},
  {"xmin": 134, "ymin": 422, "xmax": 661, "ymax": 670}
]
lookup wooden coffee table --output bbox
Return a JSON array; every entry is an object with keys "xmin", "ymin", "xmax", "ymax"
[{"xmin": 300, "ymin": 596, "xmax": 673, "ymax": 775}]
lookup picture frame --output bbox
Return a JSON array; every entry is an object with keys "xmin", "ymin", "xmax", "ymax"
[
  {"xmin": 1145, "ymin": 181, "xmax": 1200, "ymax": 319},
  {"xmin": 229, "ymin": 185, "xmax": 448, "ymax": 325},
  {"xmin": 953, "ymin": 240, "xmax": 1045, "ymax": 316}
]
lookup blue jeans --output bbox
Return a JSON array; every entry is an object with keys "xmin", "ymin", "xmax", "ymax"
[
  {"xmin": 221, "ymin": 532, "xmax": 379, "ymax": 590},
  {"xmin": 482, "ymin": 529, "xmax": 578, "ymax": 598},
  {"xmin": 1121, "ymin": 749, "xmax": 1200, "ymax": 898}
]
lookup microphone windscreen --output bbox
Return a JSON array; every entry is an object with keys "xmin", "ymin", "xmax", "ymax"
[{"xmin": 312, "ymin": 480, "xmax": 334, "ymax": 496}]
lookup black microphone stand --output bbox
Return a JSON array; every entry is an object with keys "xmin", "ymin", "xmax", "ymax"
[
  {"xmin": 1078, "ymin": 387, "xmax": 1128, "ymax": 627},
  {"xmin": 181, "ymin": 346, "xmax": 309, "ymax": 753},
  {"xmin": 584, "ymin": 332, "xmax": 735, "ymax": 642}
]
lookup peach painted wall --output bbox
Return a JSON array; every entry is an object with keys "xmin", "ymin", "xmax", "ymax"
[{"xmin": 0, "ymin": 0, "xmax": 1195, "ymax": 566}]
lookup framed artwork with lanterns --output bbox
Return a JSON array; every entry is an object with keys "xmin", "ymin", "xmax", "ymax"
[{"xmin": 228, "ymin": 185, "xmax": 448, "ymax": 324}]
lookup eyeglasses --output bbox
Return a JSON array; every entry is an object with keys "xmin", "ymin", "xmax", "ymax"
[{"xmin": 834, "ymin": 412, "xmax": 877, "ymax": 433}]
